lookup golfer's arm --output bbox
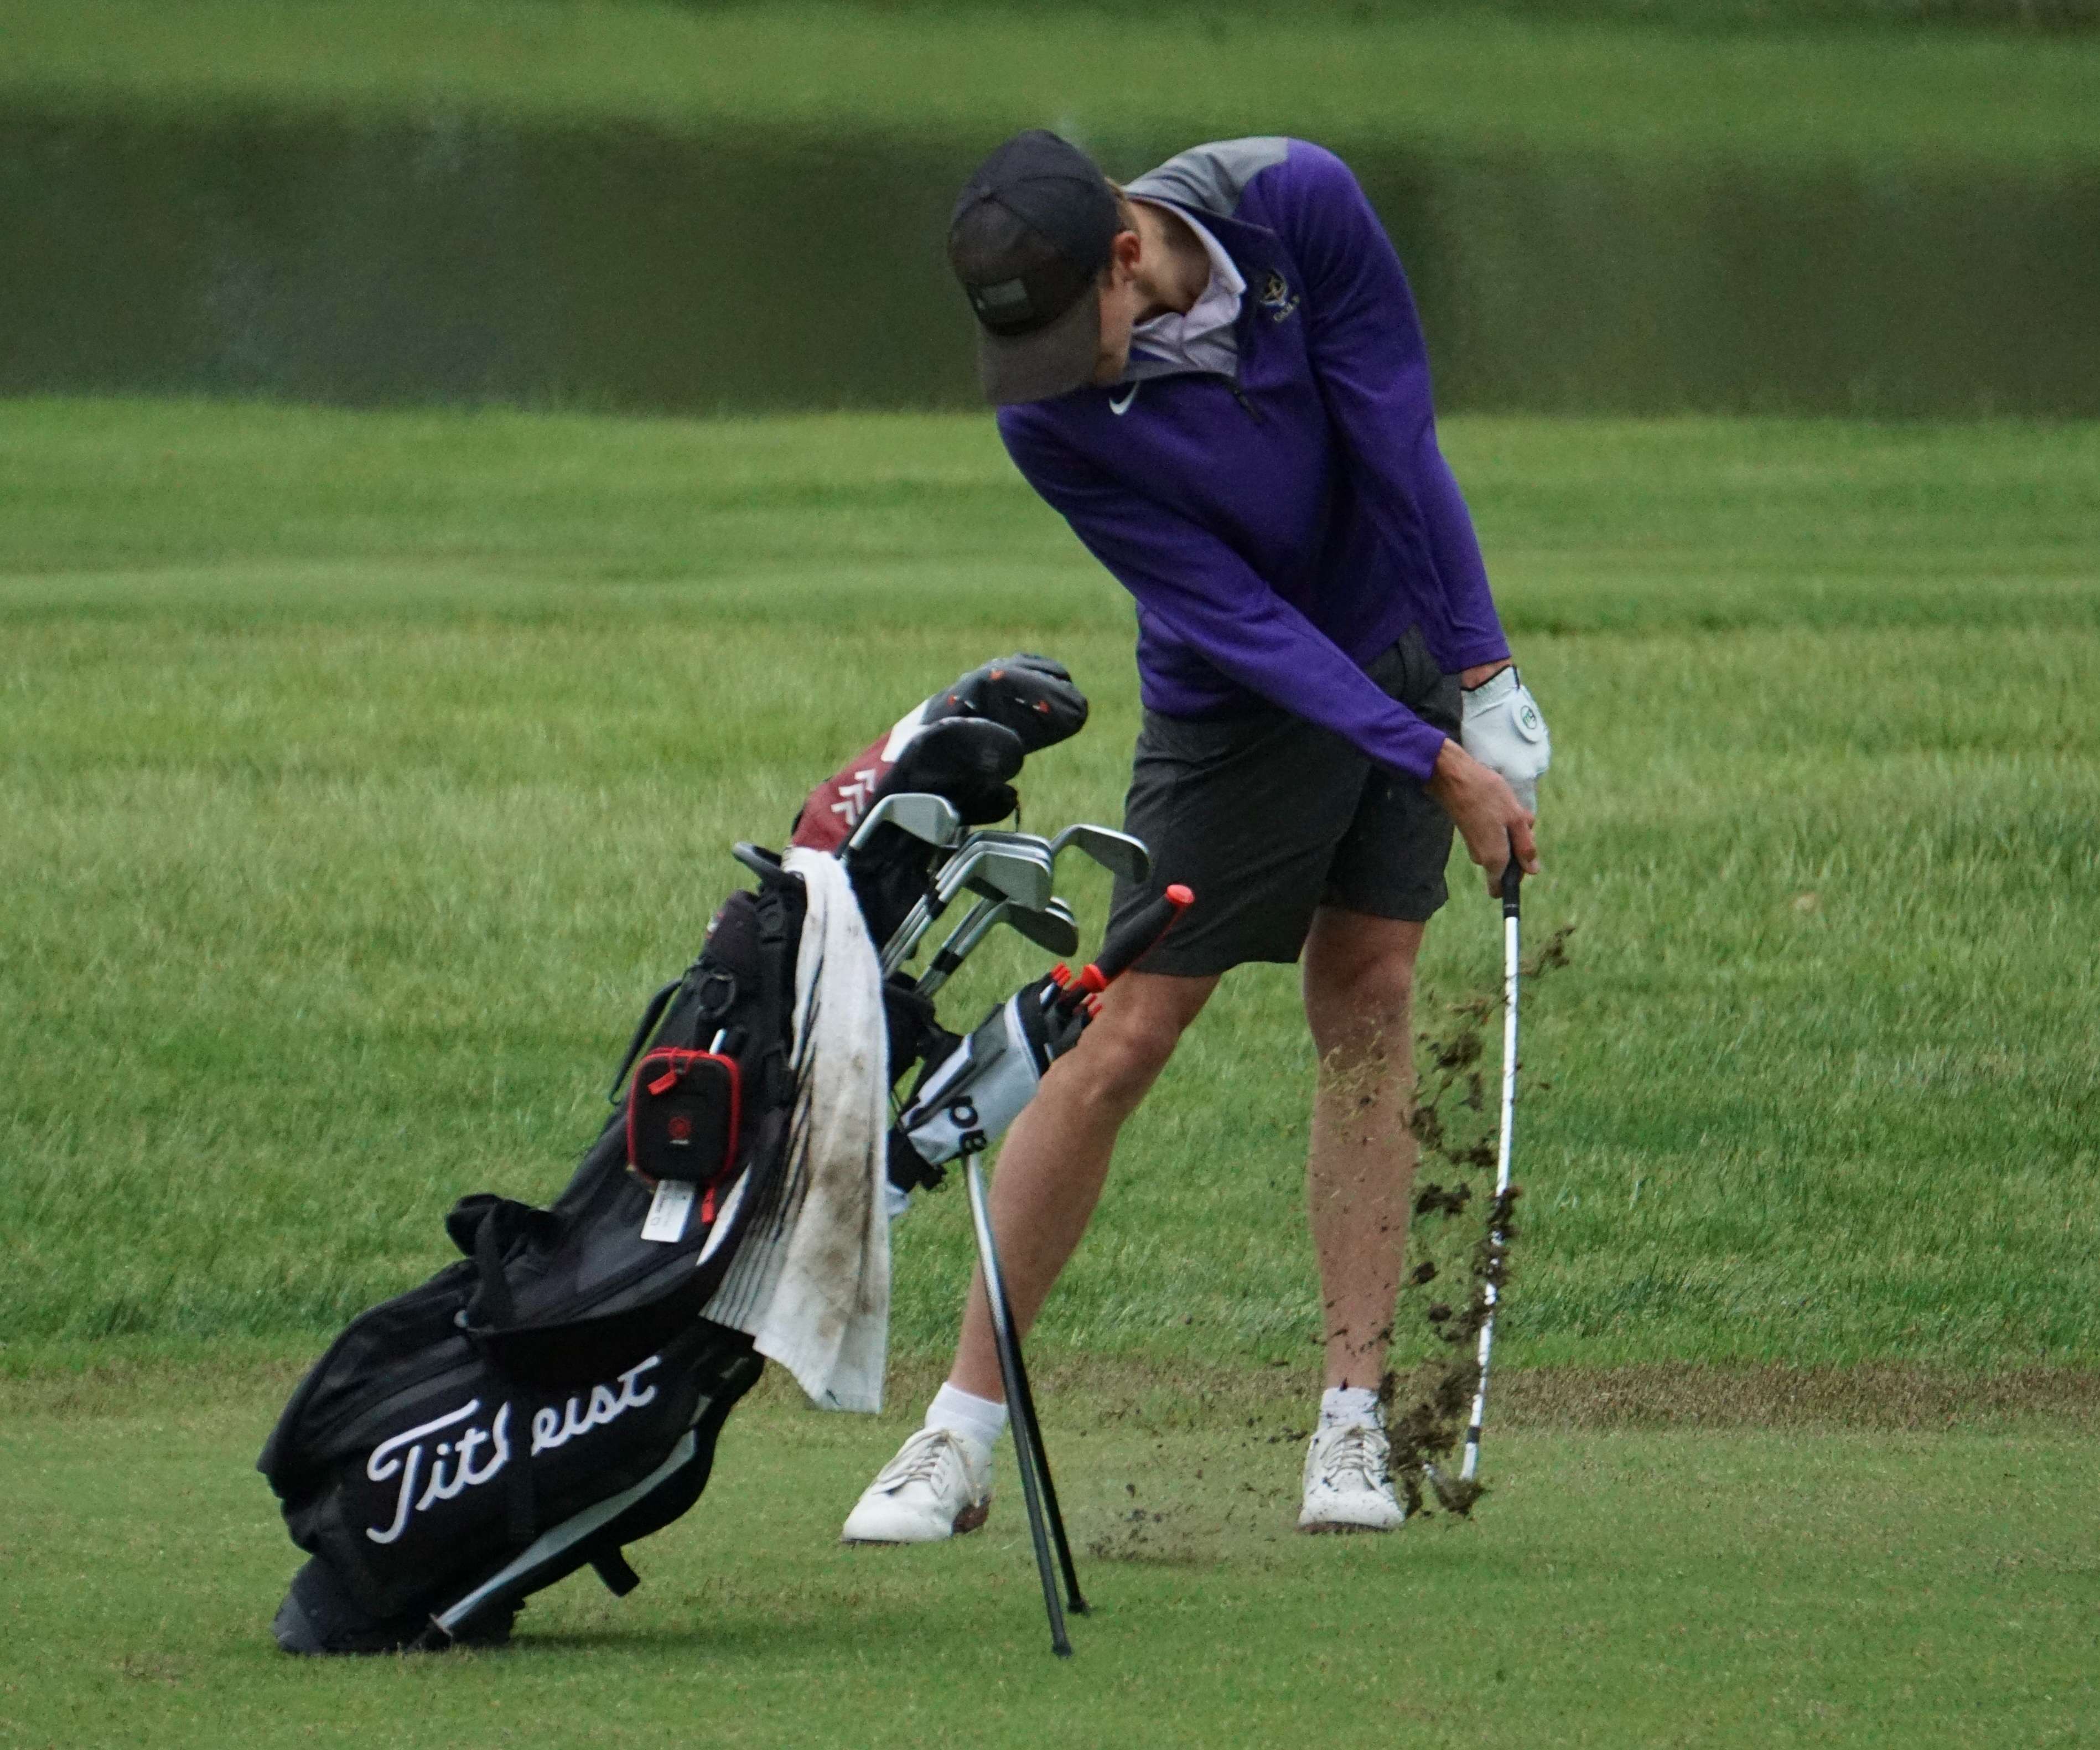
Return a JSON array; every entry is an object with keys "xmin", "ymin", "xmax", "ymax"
[
  {"xmin": 1142, "ymin": 569, "xmax": 1450, "ymax": 781},
  {"xmin": 1413, "ymin": 438, "xmax": 1511, "ymax": 675},
  {"xmin": 1023, "ymin": 466, "xmax": 1450, "ymax": 780},
  {"xmin": 1282, "ymin": 146, "xmax": 1511, "ymax": 672}
]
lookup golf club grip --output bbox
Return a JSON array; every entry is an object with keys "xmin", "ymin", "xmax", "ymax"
[
  {"xmin": 1085, "ymin": 883, "xmax": 1194, "ymax": 990},
  {"xmin": 1501, "ymin": 838, "xmax": 1523, "ymax": 917}
]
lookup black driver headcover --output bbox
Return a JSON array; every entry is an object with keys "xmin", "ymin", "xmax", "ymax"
[{"xmin": 923, "ymin": 653, "xmax": 1088, "ymax": 755}]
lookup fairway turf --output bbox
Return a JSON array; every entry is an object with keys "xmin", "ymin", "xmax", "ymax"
[
  {"xmin": 6, "ymin": 1, "xmax": 2098, "ymax": 168},
  {"xmin": 3, "ymin": 398, "xmax": 2097, "ymax": 1746},
  {"xmin": 2, "ymin": 1367, "xmax": 2096, "ymax": 1748}
]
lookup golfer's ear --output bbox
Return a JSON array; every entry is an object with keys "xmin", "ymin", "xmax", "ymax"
[{"xmin": 1109, "ymin": 228, "xmax": 1143, "ymax": 277}]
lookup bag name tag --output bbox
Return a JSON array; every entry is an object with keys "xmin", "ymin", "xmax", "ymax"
[{"xmin": 640, "ymin": 1179, "xmax": 696, "ymax": 1244}]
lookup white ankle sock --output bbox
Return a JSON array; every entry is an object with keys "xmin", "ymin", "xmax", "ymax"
[
  {"xmin": 1319, "ymin": 1386, "xmax": 1382, "ymax": 1432},
  {"xmin": 926, "ymin": 1383, "xmax": 1007, "ymax": 1452}
]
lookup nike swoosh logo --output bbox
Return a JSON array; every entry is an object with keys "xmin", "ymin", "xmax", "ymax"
[{"xmin": 1109, "ymin": 384, "xmax": 1139, "ymax": 416}]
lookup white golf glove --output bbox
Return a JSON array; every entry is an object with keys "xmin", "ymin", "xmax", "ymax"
[{"xmin": 1459, "ymin": 667, "xmax": 1551, "ymax": 814}]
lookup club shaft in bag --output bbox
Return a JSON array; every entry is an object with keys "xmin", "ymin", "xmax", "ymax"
[
  {"xmin": 1460, "ymin": 850, "xmax": 1523, "ymax": 1484},
  {"xmin": 963, "ymin": 1154, "xmax": 1085, "ymax": 1655}
]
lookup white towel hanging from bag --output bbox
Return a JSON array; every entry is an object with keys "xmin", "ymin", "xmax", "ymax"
[{"xmin": 701, "ymin": 846, "xmax": 891, "ymax": 1412}]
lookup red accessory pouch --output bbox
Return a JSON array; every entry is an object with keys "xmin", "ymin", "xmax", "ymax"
[{"xmin": 628, "ymin": 1049, "xmax": 741, "ymax": 1198}]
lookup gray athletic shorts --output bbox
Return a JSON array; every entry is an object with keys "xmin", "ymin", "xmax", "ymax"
[{"xmin": 1106, "ymin": 627, "xmax": 1460, "ymax": 977}]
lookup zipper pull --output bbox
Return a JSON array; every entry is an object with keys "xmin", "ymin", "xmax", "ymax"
[{"xmin": 1230, "ymin": 384, "xmax": 1264, "ymax": 423}]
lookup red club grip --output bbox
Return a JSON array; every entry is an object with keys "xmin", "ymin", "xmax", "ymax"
[{"xmin": 1076, "ymin": 883, "xmax": 1194, "ymax": 996}]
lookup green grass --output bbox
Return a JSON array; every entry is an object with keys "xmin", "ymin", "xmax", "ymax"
[
  {"xmin": 4, "ymin": 1, "xmax": 2098, "ymax": 167},
  {"xmin": 2, "ymin": 1366, "xmax": 2096, "ymax": 1749},
  {"xmin": 2, "ymin": 397, "xmax": 2096, "ymax": 1378},
  {"xmin": 3, "ymin": 396, "xmax": 2096, "ymax": 1747}
]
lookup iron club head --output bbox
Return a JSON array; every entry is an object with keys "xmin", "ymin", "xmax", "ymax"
[
  {"xmin": 935, "ymin": 837, "xmax": 1054, "ymax": 912},
  {"xmin": 962, "ymin": 846, "xmax": 1054, "ymax": 912},
  {"xmin": 1003, "ymin": 897, "xmax": 1080, "ymax": 956},
  {"xmin": 1048, "ymin": 823, "xmax": 1151, "ymax": 886},
  {"xmin": 846, "ymin": 791, "xmax": 964, "ymax": 854}
]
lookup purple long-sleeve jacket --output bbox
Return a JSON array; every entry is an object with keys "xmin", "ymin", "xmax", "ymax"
[{"xmin": 997, "ymin": 138, "xmax": 1509, "ymax": 781}]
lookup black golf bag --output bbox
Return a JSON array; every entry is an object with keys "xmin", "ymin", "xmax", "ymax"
[
  {"xmin": 260, "ymin": 866, "xmax": 806, "ymax": 1653},
  {"xmin": 260, "ymin": 655, "xmax": 1092, "ymax": 1655}
]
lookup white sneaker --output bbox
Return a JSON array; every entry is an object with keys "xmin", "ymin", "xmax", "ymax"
[
  {"xmin": 840, "ymin": 1427, "xmax": 994, "ymax": 1545},
  {"xmin": 1298, "ymin": 1422, "xmax": 1407, "ymax": 1533}
]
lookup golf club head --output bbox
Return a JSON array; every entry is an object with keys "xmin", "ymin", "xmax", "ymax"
[
  {"xmin": 934, "ymin": 834, "xmax": 1049, "ymax": 904},
  {"xmin": 848, "ymin": 790, "xmax": 963, "ymax": 853},
  {"xmin": 1003, "ymin": 897, "xmax": 1081, "ymax": 957},
  {"xmin": 961, "ymin": 846, "xmax": 1054, "ymax": 913},
  {"xmin": 1050, "ymin": 824, "xmax": 1152, "ymax": 886},
  {"xmin": 954, "ymin": 828, "xmax": 1055, "ymax": 860}
]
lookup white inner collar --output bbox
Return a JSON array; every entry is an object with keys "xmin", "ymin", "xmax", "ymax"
[{"xmin": 1127, "ymin": 201, "xmax": 1245, "ymax": 379}]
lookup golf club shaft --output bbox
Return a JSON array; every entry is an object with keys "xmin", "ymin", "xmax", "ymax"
[
  {"xmin": 878, "ymin": 831, "xmax": 993, "ymax": 976},
  {"xmin": 881, "ymin": 833, "xmax": 1056, "ymax": 975},
  {"xmin": 963, "ymin": 1156, "xmax": 1075, "ymax": 1656},
  {"xmin": 1460, "ymin": 851, "xmax": 1523, "ymax": 1484},
  {"xmin": 915, "ymin": 897, "xmax": 1004, "ymax": 997}
]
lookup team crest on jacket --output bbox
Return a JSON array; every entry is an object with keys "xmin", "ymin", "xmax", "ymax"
[{"xmin": 1258, "ymin": 271, "xmax": 1300, "ymax": 323}]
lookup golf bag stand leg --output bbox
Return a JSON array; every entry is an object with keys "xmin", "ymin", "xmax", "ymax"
[
  {"xmin": 1460, "ymin": 851, "xmax": 1523, "ymax": 1485},
  {"xmin": 962, "ymin": 1148, "xmax": 1087, "ymax": 1656}
]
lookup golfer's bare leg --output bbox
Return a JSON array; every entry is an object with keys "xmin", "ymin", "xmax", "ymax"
[
  {"xmin": 947, "ymin": 969, "xmax": 1218, "ymax": 1402},
  {"xmin": 1301, "ymin": 907, "xmax": 1425, "ymax": 1392}
]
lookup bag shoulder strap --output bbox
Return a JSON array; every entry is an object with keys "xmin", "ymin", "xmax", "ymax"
[
  {"xmin": 605, "ymin": 977, "xmax": 681, "ymax": 1105},
  {"xmin": 749, "ymin": 876, "xmax": 802, "ymax": 1112}
]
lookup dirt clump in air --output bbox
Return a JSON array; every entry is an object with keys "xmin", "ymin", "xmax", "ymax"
[{"xmin": 1382, "ymin": 924, "xmax": 1574, "ymax": 1518}]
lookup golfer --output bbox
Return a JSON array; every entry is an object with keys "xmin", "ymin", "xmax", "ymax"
[{"xmin": 844, "ymin": 132, "xmax": 1550, "ymax": 1540}]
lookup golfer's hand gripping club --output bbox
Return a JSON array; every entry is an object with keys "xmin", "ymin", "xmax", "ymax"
[{"xmin": 1429, "ymin": 739, "xmax": 1539, "ymax": 894}]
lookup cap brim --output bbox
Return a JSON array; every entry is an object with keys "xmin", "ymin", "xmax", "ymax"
[{"xmin": 976, "ymin": 283, "xmax": 1103, "ymax": 406}]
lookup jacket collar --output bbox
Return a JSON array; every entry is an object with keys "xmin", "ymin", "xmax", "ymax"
[{"xmin": 1115, "ymin": 199, "xmax": 1292, "ymax": 387}]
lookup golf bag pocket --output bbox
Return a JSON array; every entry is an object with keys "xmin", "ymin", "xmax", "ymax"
[{"xmin": 628, "ymin": 1049, "xmax": 740, "ymax": 1190}]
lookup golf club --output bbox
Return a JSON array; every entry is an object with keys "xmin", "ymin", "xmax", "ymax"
[
  {"xmin": 880, "ymin": 834, "xmax": 1056, "ymax": 975},
  {"xmin": 879, "ymin": 835, "xmax": 993, "ymax": 975},
  {"xmin": 953, "ymin": 844, "xmax": 1054, "ymax": 912},
  {"xmin": 1046, "ymin": 822, "xmax": 1152, "ymax": 886},
  {"xmin": 1459, "ymin": 845, "xmax": 1523, "ymax": 1484},
  {"xmin": 916, "ymin": 897, "xmax": 1081, "ymax": 998},
  {"xmin": 918, "ymin": 897, "xmax": 1012, "ymax": 995},
  {"xmin": 844, "ymin": 790, "xmax": 964, "ymax": 854},
  {"xmin": 955, "ymin": 883, "xmax": 1191, "ymax": 1659},
  {"xmin": 1006, "ymin": 896, "xmax": 1080, "ymax": 956},
  {"xmin": 964, "ymin": 1154, "xmax": 1084, "ymax": 1658}
]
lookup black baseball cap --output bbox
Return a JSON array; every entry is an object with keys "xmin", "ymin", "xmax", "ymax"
[{"xmin": 949, "ymin": 131, "xmax": 1123, "ymax": 406}]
